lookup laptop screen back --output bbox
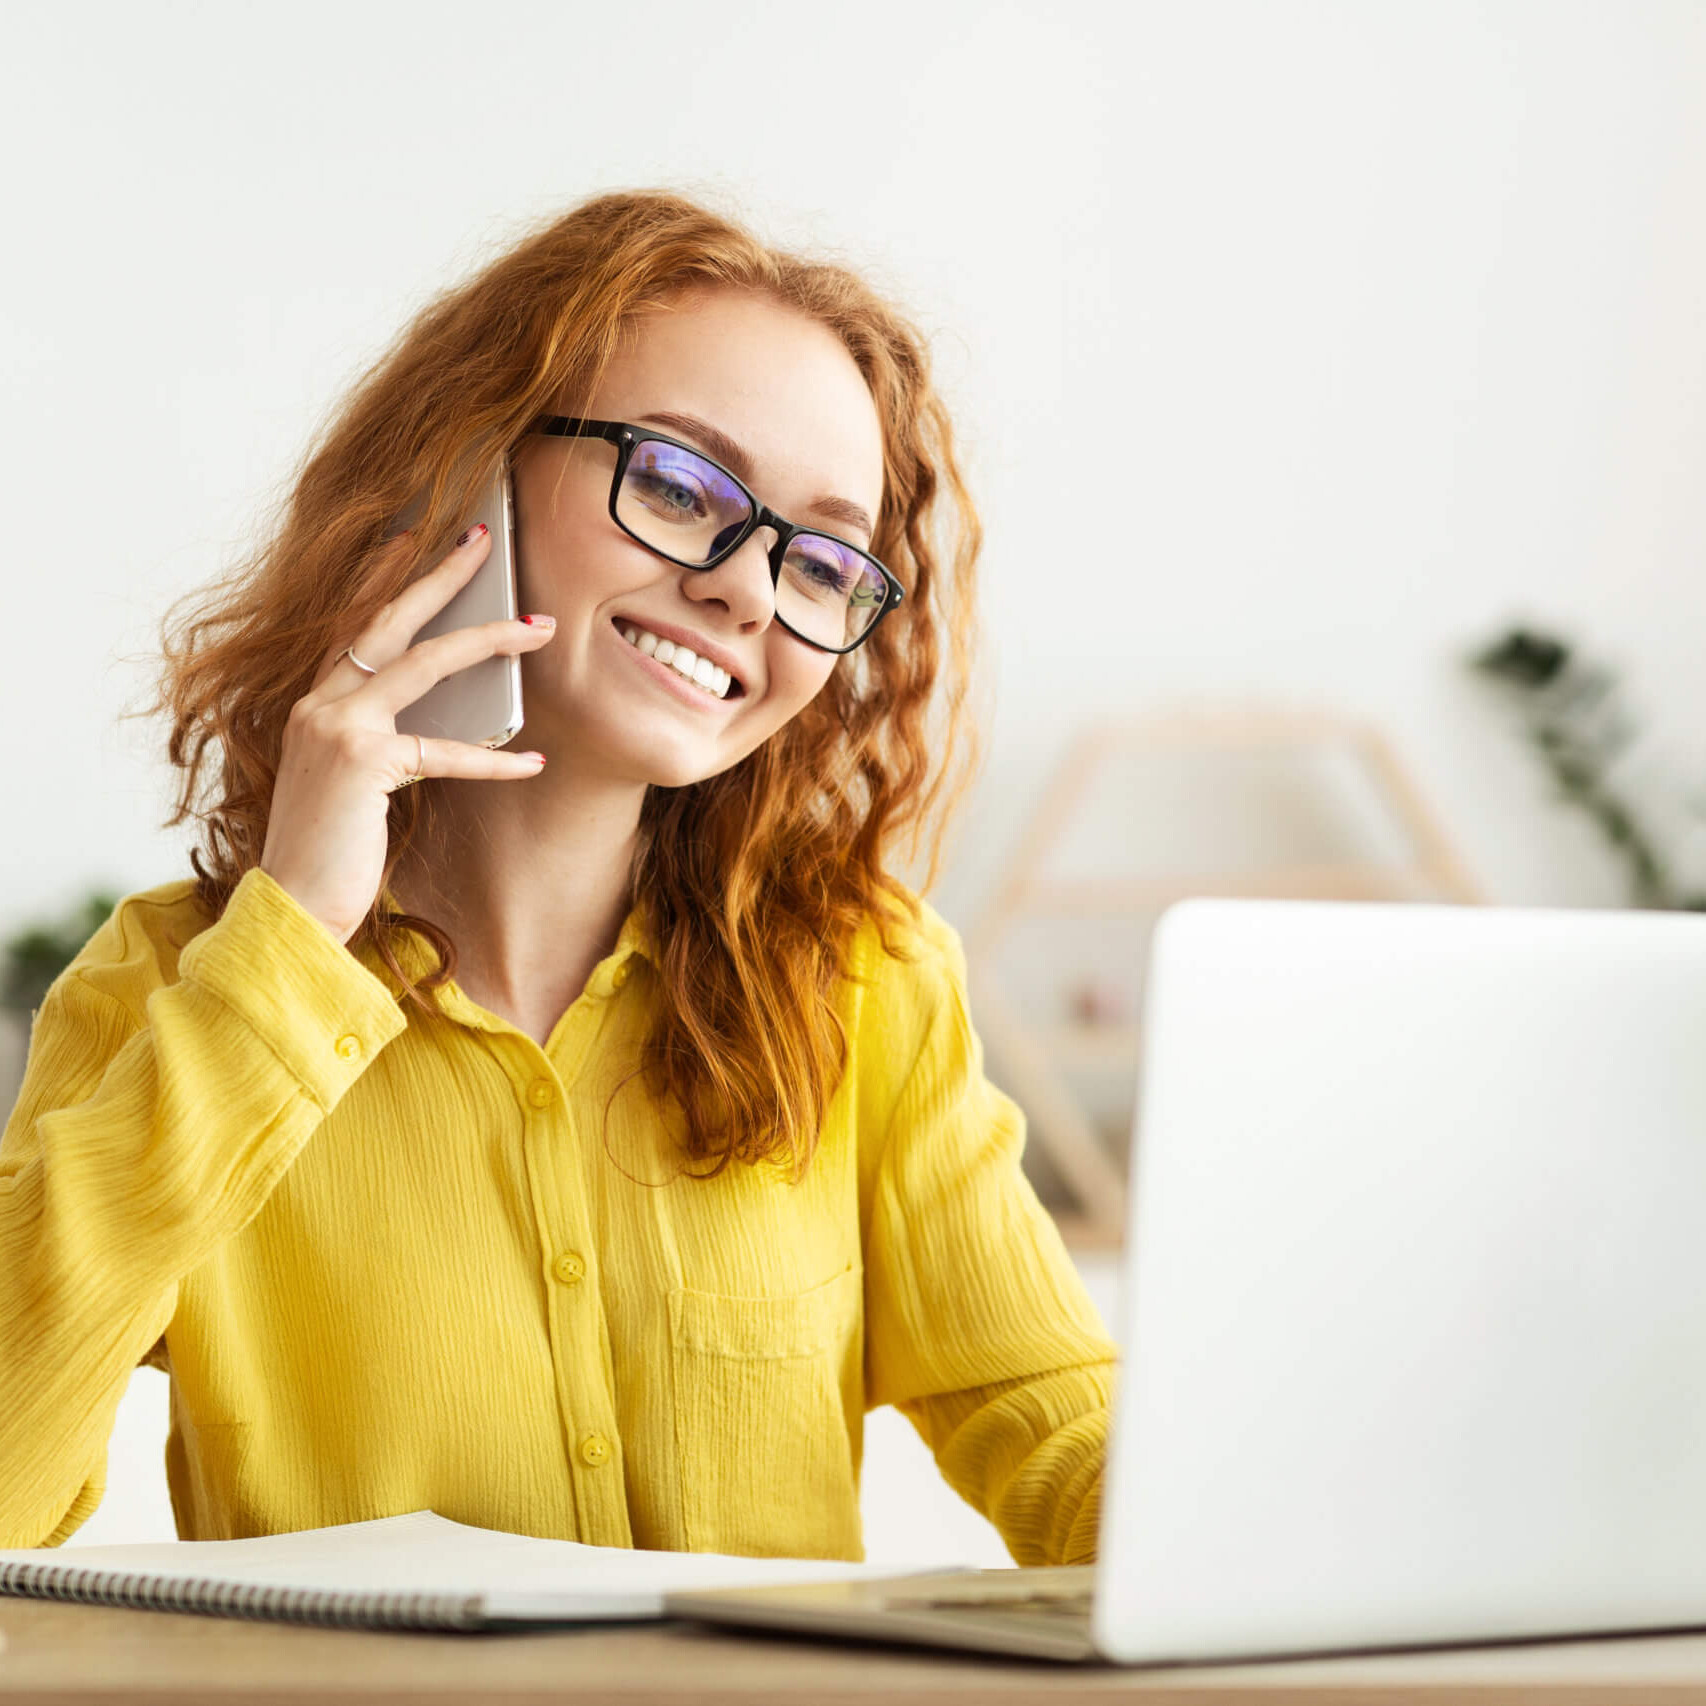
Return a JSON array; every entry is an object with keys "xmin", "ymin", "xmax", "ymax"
[{"xmin": 1096, "ymin": 897, "xmax": 1706, "ymax": 1664}]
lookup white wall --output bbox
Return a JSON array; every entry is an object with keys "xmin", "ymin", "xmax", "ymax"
[
  {"xmin": 8, "ymin": 1, "xmax": 1706, "ymax": 936},
  {"xmin": 7, "ymin": 1, "xmax": 1706, "ymax": 1555}
]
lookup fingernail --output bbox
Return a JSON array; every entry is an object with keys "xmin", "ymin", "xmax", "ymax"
[
  {"xmin": 521, "ymin": 613, "xmax": 555, "ymax": 628},
  {"xmin": 455, "ymin": 523, "xmax": 489, "ymax": 548},
  {"xmin": 520, "ymin": 751, "xmax": 546, "ymax": 765}
]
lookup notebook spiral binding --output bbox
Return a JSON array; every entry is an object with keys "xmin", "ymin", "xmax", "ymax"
[{"xmin": 0, "ymin": 1559, "xmax": 490, "ymax": 1631}]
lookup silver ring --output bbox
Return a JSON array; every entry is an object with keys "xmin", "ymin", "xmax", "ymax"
[
  {"xmin": 388, "ymin": 734, "xmax": 427, "ymax": 793},
  {"xmin": 342, "ymin": 645, "xmax": 378, "ymax": 677}
]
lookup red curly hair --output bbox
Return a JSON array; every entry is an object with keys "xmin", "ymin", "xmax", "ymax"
[{"xmin": 159, "ymin": 188, "xmax": 983, "ymax": 1177}]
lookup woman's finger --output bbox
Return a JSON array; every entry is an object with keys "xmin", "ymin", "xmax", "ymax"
[
  {"xmin": 362, "ymin": 614, "xmax": 555, "ymax": 717},
  {"xmin": 388, "ymin": 732, "xmax": 547, "ymax": 790},
  {"xmin": 311, "ymin": 524, "xmax": 493, "ymax": 695},
  {"xmin": 370, "ymin": 523, "xmax": 494, "ymax": 653}
]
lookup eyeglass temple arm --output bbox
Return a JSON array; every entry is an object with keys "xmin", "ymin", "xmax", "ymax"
[{"xmin": 530, "ymin": 417, "xmax": 628, "ymax": 443}]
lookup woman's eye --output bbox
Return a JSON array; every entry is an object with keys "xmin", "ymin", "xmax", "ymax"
[
  {"xmin": 790, "ymin": 548, "xmax": 884, "ymax": 606},
  {"xmin": 633, "ymin": 470, "xmax": 707, "ymax": 519},
  {"xmin": 800, "ymin": 556, "xmax": 852, "ymax": 594}
]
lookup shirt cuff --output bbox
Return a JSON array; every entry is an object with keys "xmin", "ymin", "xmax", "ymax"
[{"xmin": 177, "ymin": 867, "xmax": 408, "ymax": 1110}]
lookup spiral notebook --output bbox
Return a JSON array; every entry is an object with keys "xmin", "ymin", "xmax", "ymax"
[{"xmin": 0, "ymin": 1509, "xmax": 953, "ymax": 1633}]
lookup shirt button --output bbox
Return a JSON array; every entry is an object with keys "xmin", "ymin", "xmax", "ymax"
[
  {"xmin": 579, "ymin": 1434, "xmax": 612, "ymax": 1468},
  {"xmin": 526, "ymin": 1079, "xmax": 554, "ymax": 1109},
  {"xmin": 552, "ymin": 1250, "xmax": 586, "ymax": 1286},
  {"xmin": 612, "ymin": 963, "xmax": 630, "ymax": 990},
  {"xmin": 335, "ymin": 1034, "xmax": 362, "ymax": 1060}
]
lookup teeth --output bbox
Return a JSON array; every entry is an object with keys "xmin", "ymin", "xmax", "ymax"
[{"xmin": 618, "ymin": 622, "xmax": 734, "ymax": 699}]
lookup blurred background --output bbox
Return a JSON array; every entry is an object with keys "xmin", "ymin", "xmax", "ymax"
[{"xmin": 5, "ymin": 0, "xmax": 1706, "ymax": 1566}]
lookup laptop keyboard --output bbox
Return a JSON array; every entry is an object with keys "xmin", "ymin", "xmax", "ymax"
[{"xmin": 883, "ymin": 1588, "xmax": 1094, "ymax": 1625}]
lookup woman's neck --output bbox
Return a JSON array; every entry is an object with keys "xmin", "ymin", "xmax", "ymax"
[{"xmin": 395, "ymin": 761, "xmax": 647, "ymax": 1047}]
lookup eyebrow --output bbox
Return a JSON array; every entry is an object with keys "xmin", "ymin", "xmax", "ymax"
[{"xmin": 634, "ymin": 410, "xmax": 876, "ymax": 541}]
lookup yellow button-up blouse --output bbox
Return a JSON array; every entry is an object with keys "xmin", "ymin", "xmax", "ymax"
[{"xmin": 0, "ymin": 867, "xmax": 1118, "ymax": 1561}]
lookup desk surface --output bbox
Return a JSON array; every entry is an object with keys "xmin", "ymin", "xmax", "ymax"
[{"xmin": 9, "ymin": 1601, "xmax": 1706, "ymax": 1705}]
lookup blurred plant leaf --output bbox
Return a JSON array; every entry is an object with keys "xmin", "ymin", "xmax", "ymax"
[
  {"xmin": 1471, "ymin": 627, "xmax": 1571, "ymax": 690},
  {"xmin": 3, "ymin": 892, "xmax": 121, "ymax": 1014},
  {"xmin": 1469, "ymin": 623, "xmax": 1675, "ymax": 910}
]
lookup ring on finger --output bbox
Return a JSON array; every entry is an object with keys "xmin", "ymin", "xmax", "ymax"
[
  {"xmin": 388, "ymin": 733, "xmax": 427, "ymax": 793},
  {"xmin": 342, "ymin": 645, "xmax": 379, "ymax": 677}
]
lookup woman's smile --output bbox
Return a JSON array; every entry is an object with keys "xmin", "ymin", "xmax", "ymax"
[{"xmin": 606, "ymin": 613, "xmax": 745, "ymax": 713}]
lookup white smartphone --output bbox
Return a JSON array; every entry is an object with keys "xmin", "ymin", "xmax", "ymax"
[{"xmin": 395, "ymin": 461, "xmax": 524, "ymax": 749}]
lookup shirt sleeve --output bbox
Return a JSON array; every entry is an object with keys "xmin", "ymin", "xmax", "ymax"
[
  {"xmin": 861, "ymin": 913, "xmax": 1120, "ymax": 1567},
  {"xmin": 0, "ymin": 867, "xmax": 407, "ymax": 1548}
]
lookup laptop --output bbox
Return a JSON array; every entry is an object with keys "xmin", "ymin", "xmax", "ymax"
[{"xmin": 666, "ymin": 896, "xmax": 1706, "ymax": 1664}]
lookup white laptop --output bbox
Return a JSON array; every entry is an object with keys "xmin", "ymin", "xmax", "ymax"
[{"xmin": 666, "ymin": 896, "xmax": 1706, "ymax": 1664}]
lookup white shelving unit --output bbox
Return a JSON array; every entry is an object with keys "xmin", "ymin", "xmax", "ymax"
[{"xmin": 964, "ymin": 706, "xmax": 1482, "ymax": 1247}]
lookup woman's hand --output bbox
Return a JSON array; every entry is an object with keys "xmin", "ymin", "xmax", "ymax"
[{"xmin": 258, "ymin": 525, "xmax": 556, "ymax": 945}]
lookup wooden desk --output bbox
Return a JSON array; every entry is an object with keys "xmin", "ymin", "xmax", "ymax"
[{"xmin": 7, "ymin": 1600, "xmax": 1706, "ymax": 1705}]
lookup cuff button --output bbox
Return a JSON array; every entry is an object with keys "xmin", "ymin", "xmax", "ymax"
[{"xmin": 335, "ymin": 1033, "xmax": 362, "ymax": 1060}]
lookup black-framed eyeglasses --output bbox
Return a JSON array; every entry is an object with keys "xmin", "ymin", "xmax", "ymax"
[{"xmin": 528, "ymin": 416, "xmax": 904, "ymax": 654}]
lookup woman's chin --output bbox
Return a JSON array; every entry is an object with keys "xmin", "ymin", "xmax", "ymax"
[
  {"xmin": 520, "ymin": 710, "xmax": 737, "ymax": 793},
  {"xmin": 638, "ymin": 749, "xmax": 742, "ymax": 792}
]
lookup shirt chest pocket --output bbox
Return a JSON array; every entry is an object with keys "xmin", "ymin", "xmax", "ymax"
[{"xmin": 667, "ymin": 1265, "xmax": 864, "ymax": 1560}]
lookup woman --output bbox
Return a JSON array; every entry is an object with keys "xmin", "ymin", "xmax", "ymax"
[{"xmin": 0, "ymin": 191, "xmax": 1117, "ymax": 1563}]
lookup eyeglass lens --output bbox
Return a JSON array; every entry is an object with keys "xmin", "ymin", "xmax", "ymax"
[{"xmin": 617, "ymin": 439, "xmax": 887, "ymax": 649}]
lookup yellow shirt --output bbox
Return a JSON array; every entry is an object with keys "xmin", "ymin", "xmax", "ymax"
[{"xmin": 1, "ymin": 867, "xmax": 1117, "ymax": 1562}]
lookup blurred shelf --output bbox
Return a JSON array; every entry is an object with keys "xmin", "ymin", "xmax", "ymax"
[
  {"xmin": 1018, "ymin": 863, "xmax": 1434, "ymax": 913},
  {"xmin": 1036, "ymin": 1022, "xmax": 1143, "ymax": 1069},
  {"xmin": 1049, "ymin": 1213, "xmax": 1121, "ymax": 1252},
  {"xmin": 967, "ymin": 706, "xmax": 1483, "ymax": 1250}
]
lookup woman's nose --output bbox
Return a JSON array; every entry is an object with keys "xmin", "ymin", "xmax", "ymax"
[{"xmin": 682, "ymin": 527, "xmax": 778, "ymax": 629}]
